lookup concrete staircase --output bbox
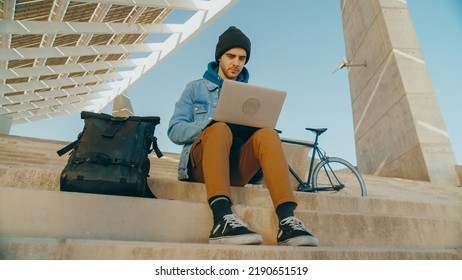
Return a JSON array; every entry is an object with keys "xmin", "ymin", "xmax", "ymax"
[{"xmin": 0, "ymin": 134, "xmax": 461, "ymax": 260}]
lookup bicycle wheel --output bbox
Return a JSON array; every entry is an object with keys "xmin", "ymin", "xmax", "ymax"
[{"xmin": 312, "ymin": 157, "xmax": 367, "ymax": 197}]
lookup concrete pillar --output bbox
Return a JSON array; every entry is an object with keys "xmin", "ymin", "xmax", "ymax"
[
  {"xmin": 112, "ymin": 92, "xmax": 134, "ymax": 118},
  {"xmin": 0, "ymin": 115, "xmax": 13, "ymax": 134},
  {"xmin": 340, "ymin": 0, "xmax": 460, "ymax": 186}
]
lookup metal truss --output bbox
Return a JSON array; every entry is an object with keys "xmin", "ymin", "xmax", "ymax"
[{"xmin": 0, "ymin": 0, "xmax": 238, "ymax": 124}]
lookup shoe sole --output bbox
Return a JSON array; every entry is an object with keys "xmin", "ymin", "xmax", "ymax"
[
  {"xmin": 278, "ymin": 235, "xmax": 320, "ymax": 246},
  {"xmin": 209, "ymin": 233, "xmax": 263, "ymax": 245}
]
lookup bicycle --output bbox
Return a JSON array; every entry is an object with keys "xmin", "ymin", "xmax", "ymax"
[{"xmin": 281, "ymin": 127, "xmax": 367, "ymax": 197}]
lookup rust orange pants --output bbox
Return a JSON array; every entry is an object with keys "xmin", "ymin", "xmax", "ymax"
[{"xmin": 188, "ymin": 122, "xmax": 296, "ymax": 209}]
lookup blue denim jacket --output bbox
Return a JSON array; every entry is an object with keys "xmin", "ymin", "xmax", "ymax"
[
  {"xmin": 168, "ymin": 62, "xmax": 249, "ymax": 180},
  {"xmin": 167, "ymin": 78, "xmax": 220, "ymax": 180}
]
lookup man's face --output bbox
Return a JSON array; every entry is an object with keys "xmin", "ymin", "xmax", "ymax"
[{"xmin": 217, "ymin": 47, "xmax": 247, "ymax": 80}]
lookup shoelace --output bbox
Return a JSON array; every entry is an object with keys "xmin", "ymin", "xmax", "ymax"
[
  {"xmin": 223, "ymin": 214, "xmax": 248, "ymax": 229},
  {"xmin": 280, "ymin": 216, "xmax": 307, "ymax": 231}
]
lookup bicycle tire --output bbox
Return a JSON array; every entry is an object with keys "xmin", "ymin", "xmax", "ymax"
[{"xmin": 312, "ymin": 157, "xmax": 367, "ymax": 197}]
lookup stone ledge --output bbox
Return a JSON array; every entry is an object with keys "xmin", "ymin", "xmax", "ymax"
[
  {"xmin": 2, "ymin": 237, "xmax": 461, "ymax": 260},
  {"xmin": 455, "ymin": 165, "xmax": 462, "ymax": 187},
  {"xmin": 2, "ymin": 186, "xmax": 461, "ymax": 248}
]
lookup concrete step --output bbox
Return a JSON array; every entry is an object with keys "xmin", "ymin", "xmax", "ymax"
[
  {"xmin": 0, "ymin": 155, "xmax": 179, "ymax": 191},
  {"xmin": 0, "ymin": 168, "xmax": 60, "ymax": 191},
  {"xmin": 0, "ymin": 152, "xmax": 66, "ymax": 169},
  {"xmin": 2, "ymin": 236, "xmax": 461, "ymax": 260},
  {"xmin": 2, "ymin": 133, "xmax": 460, "ymax": 203},
  {"xmin": 151, "ymin": 177, "xmax": 462, "ymax": 221},
  {"xmin": 0, "ymin": 133, "xmax": 306, "ymax": 183},
  {"xmin": 1, "ymin": 187, "xmax": 461, "ymax": 250},
  {"xmin": 2, "ymin": 133, "xmax": 462, "ymax": 260},
  {"xmin": 2, "ymin": 165, "xmax": 461, "ymax": 222},
  {"xmin": 0, "ymin": 133, "xmax": 180, "ymax": 179},
  {"xmin": 0, "ymin": 134, "xmax": 70, "ymax": 152}
]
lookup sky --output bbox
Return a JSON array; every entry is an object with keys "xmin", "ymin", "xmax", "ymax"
[{"xmin": 10, "ymin": 0, "xmax": 462, "ymax": 165}]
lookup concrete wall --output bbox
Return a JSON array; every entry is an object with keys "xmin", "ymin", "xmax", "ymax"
[
  {"xmin": 112, "ymin": 92, "xmax": 134, "ymax": 117},
  {"xmin": 340, "ymin": 0, "xmax": 460, "ymax": 186},
  {"xmin": 456, "ymin": 165, "xmax": 462, "ymax": 187},
  {"xmin": 0, "ymin": 115, "xmax": 12, "ymax": 134}
]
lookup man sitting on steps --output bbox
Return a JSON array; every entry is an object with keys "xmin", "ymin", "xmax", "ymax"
[{"xmin": 167, "ymin": 26, "xmax": 319, "ymax": 247}]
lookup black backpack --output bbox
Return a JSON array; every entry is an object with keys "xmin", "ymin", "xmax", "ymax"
[{"xmin": 57, "ymin": 111, "xmax": 163, "ymax": 198}]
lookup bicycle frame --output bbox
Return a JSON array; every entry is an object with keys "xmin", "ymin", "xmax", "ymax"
[{"xmin": 282, "ymin": 133, "xmax": 344, "ymax": 193}]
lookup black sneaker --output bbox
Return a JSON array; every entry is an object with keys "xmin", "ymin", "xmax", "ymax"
[
  {"xmin": 277, "ymin": 216, "xmax": 320, "ymax": 246},
  {"xmin": 209, "ymin": 214, "xmax": 263, "ymax": 245}
]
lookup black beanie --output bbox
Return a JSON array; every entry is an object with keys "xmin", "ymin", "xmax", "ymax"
[{"xmin": 215, "ymin": 26, "xmax": 251, "ymax": 64}]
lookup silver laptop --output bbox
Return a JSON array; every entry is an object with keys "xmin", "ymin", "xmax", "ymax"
[{"xmin": 213, "ymin": 80, "xmax": 287, "ymax": 128}]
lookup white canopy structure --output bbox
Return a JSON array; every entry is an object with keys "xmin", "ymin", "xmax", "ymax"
[{"xmin": 0, "ymin": 0, "xmax": 238, "ymax": 125}]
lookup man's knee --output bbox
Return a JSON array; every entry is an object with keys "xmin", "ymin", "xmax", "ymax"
[
  {"xmin": 251, "ymin": 128, "xmax": 282, "ymax": 152},
  {"xmin": 208, "ymin": 122, "xmax": 231, "ymax": 134},
  {"xmin": 204, "ymin": 122, "xmax": 233, "ymax": 143},
  {"xmin": 254, "ymin": 128, "xmax": 279, "ymax": 140}
]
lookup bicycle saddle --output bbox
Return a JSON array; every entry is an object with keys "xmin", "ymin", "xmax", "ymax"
[{"xmin": 306, "ymin": 127, "xmax": 328, "ymax": 135}]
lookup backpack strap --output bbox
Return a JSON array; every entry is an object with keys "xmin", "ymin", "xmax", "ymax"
[
  {"xmin": 148, "ymin": 135, "xmax": 163, "ymax": 158},
  {"xmin": 57, "ymin": 139, "xmax": 78, "ymax": 156}
]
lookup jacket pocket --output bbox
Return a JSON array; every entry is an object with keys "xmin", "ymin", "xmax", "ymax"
[{"xmin": 193, "ymin": 102, "xmax": 208, "ymax": 121}]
